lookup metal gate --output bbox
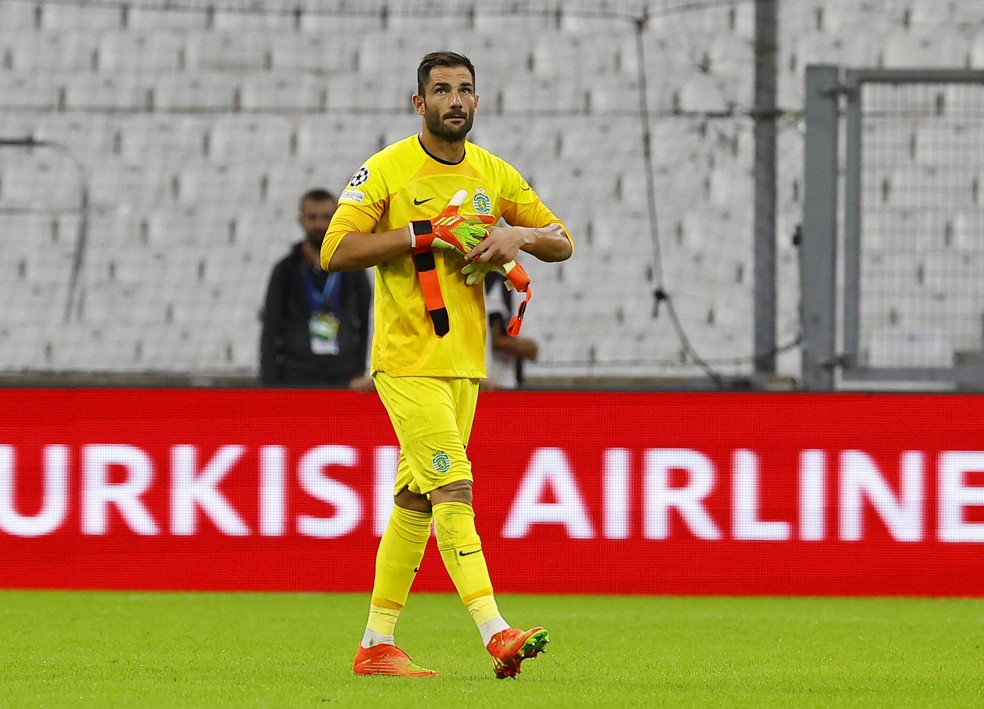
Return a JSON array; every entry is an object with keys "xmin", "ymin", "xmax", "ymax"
[{"xmin": 800, "ymin": 65, "xmax": 984, "ymax": 391}]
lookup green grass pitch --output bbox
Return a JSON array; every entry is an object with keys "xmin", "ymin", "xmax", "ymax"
[{"xmin": 1, "ymin": 590, "xmax": 980, "ymax": 708}]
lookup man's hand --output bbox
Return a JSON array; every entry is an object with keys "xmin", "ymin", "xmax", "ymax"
[
  {"xmin": 492, "ymin": 331, "xmax": 539, "ymax": 360},
  {"xmin": 460, "ymin": 260, "xmax": 500, "ymax": 286},
  {"xmin": 463, "ymin": 224, "xmax": 528, "ymax": 264},
  {"xmin": 459, "ymin": 226, "xmax": 532, "ymax": 288},
  {"xmin": 409, "ymin": 190, "xmax": 494, "ymax": 254},
  {"xmin": 458, "ymin": 224, "xmax": 533, "ymax": 286},
  {"xmin": 348, "ymin": 375, "xmax": 376, "ymax": 393},
  {"xmin": 461, "ymin": 258, "xmax": 531, "ymax": 293}
]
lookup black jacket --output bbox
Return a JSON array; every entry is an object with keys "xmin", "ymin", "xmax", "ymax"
[{"xmin": 260, "ymin": 243, "xmax": 371, "ymax": 387}]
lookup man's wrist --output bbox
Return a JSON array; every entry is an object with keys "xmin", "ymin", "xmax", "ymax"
[
  {"xmin": 408, "ymin": 220, "xmax": 433, "ymax": 250},
  {"xmin": 519, "ymin": 227, "xmax": 537, "ymax": 253}
]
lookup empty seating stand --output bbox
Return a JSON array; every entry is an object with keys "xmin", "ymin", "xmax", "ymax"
[{"xmin": 0, "ymin": 0, "xmax": 981, "ymax": 383}]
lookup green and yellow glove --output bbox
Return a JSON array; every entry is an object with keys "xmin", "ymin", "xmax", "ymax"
[
  {"xmin": 461, "ymin": 256, "xmax": 533, "ymax": 336},
  {"xmin": 460, "ymin": 260, "xmax": 498, "ymax": 286},
  {"xmin": 409, "ymin": 190, "xmax": 495, "ymax": 254},
  {"xmin": 461, "ymin": 257, "xmax": 530, "ymax": 292}
]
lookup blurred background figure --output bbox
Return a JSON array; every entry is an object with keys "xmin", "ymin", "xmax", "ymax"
[
  {"xmin": 483, "ymin": 271, "xmax": 539, "ymax": 390},
  {"xmin": 260, "ymin": 188, "xmax": 373, "ymax": 389}
]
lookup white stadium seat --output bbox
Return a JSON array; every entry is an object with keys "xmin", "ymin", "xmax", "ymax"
[
  {"xmin": 908, "ymin": 0, "xmax": 962, "ymax": 28},
  {"xmin": 468, "ymin": 115, "xmax": 559, "ymax": 166},
  {"xmin": 950, "ymin": 212, "xmax": 984, "ymax": 250},
  {"xmin": 385, "ymin": 9, "xmax": 471, "ymax": 31},
  {"xmin": 40, "ymin": 3, "xmax": 122, "ymax": 30},
  {"xmin": 860, "ymin": 209, "xmax": 949, "ymax": 251},
  {"xmin": 153, "ymin": 73, "xmax": 239, "ymax": 112},
  {"xmin": 675, "ymin": 73, "xmax": 731, "ymax": 114},
  {"xmin": 0, "ymin": 284, "xmax": 71, "ymax": 329},
  {"xmin": 881, "ymin": 31, "xmax": 969, "ymax": 69},
  {"xmin": 97, "ymin": 31, "xmax": 185, "ymax": 73},
  {"xmin": 0, "ymin": 214, "xmax": 58, "ymax": 283},
  {"xmin": 355, "ymin": 32, "xmax": 451, "ymax": 75},
  {"xmin": 172, "ymin": 161, "xmax": 266, "ymax": 207},
  {"xmin": 531, "ymin": 31, "xmax": 631, "ymax": 77},
  {"xmin": 115, "ymin": 114, "xmax": 208, "ymax": 162},
  {"xmin": 184, "ymin": 31, "xmax": 272, "ymax": 72},
  {"xmin": 239, "ymin": 73, "xmax": 325, "ymax": 112},
  {"xmin": 264, "ymin": 162, "xmax": 349, "ymax": 210},
  {"xmin": 0, "ymin": 74, "xmax": 62, "ymax": 111},
  {"xmin": 207, "ymin": 114, "xmax": 296, "ymax": 162},
  {"xmin": 126, "ymin": 6, "xmax": 207, "ymax": 30},
  {"xmin": 83, "ymin": 243, "xmax": 163, "ymax": 285},
  {"xmin": 232, "ymin": 207, "xmax": 302, "ymax": 268},
  {"xmin": 298, "ymin": 11, "xmax": 384, "ymax": 34},
  {"xmin": 269, "ymin": 32, "xmax": 359, "ymax": 74},
  {"xmin": 818, "ymin": 0, "xmax": 904, "ymax": 33},
  {"xmin": 294, "ymin": 115, "xmax": 383, "ymax": 167},
  {"xmin": 63, "ymin": 73, "xmax": 151, "ymax": 112},
  {"xmin": 5, "ymin": 31, "xmax": 100, "ymax": 71},
  {"xmin": 0, "ymin": 2, "xmax": 39, "ymax": 30},
  {"xmin": 867, "ymin": 329, "xmax": 955, "ymax": 368},
  {"xmin": 57, "ymin": 324, "xmax": 144, "ymax": 372},
  {"xmin": 588, "ymin": 77, "xmax": 653, "ymax": 114},
  {"xmin": 473, "ymin": 6, "xmax": 558, "ymax": 33},
  {"xmin": 498, "ymin": 74, "xmax": 589, "ymax": 114},
  {"xmin": 34, "ymin": 113, "xmax": 120, "ymax": 164},
  {"xmin": 0, "ymin": 150, "xmax": 82, "ymax": 213},
  {"xmin": 87, "ymin": 206, "xmax": 146, "ymax": 248},
  {"xmin": 78, "ymin": 280, "xmax": 161, "ymax": 324},
  {"xmin": 200, "ymin": 242, "xmax": 273, "ymax": 287},
  {"xmin": 325, "ymin": 73, "xmax": 412, "ymax": 113},
  {"xmin": 212, "ymin": 7, "xmax": 298, "ymax": 31},
  {"xmin": 144, "ymin": 205, "xmax": 233, "ymax": 247},
  {"xmin": 89, "ymin": 159, "xmax": 173, "ymax": 210}
]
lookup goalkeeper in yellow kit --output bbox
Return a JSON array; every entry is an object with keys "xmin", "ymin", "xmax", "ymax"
[{"xmin": 321, "ymin": 51, "xmax": 573, "ymax": 679}]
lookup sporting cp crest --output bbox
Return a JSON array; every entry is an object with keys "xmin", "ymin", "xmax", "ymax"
[
  {"xmin": 472, "ymin": 189, "xmax": 492, "ymax": 215},
  {"xmin": 431, "ymin": 451, "xmax": 451, "ymax": 473}
]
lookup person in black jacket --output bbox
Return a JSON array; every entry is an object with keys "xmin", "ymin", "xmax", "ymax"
[{"xmin": 260, "ymin": 188, "xmax": 373, "ymax": 389}]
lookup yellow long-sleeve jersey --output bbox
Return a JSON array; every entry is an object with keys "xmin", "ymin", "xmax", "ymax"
[{"xmin": 322, "ymin": 135, "xmax": 571, "ymax": 378}]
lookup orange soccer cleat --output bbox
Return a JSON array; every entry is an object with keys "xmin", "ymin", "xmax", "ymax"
[
  {"xmin": 485, "ymin": 626, "xmax": 550, "ymax": 680},
  {"xmin": 352, "ymin": 643, "xmax": 439, "ymax": 678}
]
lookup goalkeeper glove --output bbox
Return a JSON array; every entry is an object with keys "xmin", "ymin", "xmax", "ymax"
[
  {"xmin": 408, "ymin": 190, "xmax": 493, "ymax": 338},
  {"xmin": 461, "ymin": 259, "xmax": 533, "ymax": 336},
  {"xmin": 460, "ymin": 260, "xmax": 498, "ymax": 286},
  {"xmin": 408, "ymin": 190, "xmax": 495, "ymax": 254},
  {"xmin": 461, "ymin": 258, "xmax": 530, "ymax": 292}
]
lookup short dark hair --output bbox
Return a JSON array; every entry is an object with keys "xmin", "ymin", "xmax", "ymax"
[
  {"xmin": 416, "ymin": 51, "xmax": 476, "ymax": 97},
  {"xmin": 300, "ymin": 188, "xmax": 336, "ymax": 211}
]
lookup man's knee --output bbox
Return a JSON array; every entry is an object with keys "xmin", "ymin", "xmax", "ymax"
[
  {"xmin": 394, "ymin": 486, "xmax": 431, "ymax": 513},
  {"xmin": 429, "ymin": 479, "xmax": 473, "ymax": 506}
]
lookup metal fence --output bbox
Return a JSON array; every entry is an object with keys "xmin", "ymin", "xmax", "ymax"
[{"xmin": 801, "ymin": 65, "xmax": 984, "ymax": 391}]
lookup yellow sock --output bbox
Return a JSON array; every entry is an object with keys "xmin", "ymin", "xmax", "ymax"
[
  {"xmin": 366, "ymin": 505, "xmax": 432, "ymax": 636},
  {"xmin": 433, "ymin": 501, "xmax": 502, "ymax": 626}
]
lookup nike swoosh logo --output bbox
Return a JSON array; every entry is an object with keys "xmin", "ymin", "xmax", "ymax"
[
  {"xmin": 458, "ymin": 549, "xmax": 482, "ymax": 557},
  {"xmin": 413, "ymin": 197, "xmax": 435, "ymax": 206}
]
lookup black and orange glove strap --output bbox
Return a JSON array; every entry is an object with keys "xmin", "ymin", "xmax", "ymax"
[
  {"xmin": 502, "ymin": 260, "xmax": 532, "ymax": 336},
  {"xmin": 412, "ymin": 251, "xmax": 450, "ymax": 337},
  {"xmin": 506, "ymin": 287, "xmax": 532, "ymax": 336}
]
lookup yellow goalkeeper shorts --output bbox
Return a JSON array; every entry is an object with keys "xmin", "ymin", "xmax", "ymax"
[{"xmin": 374, "ymin": 372, "xmax": 480, "ymax": 496}]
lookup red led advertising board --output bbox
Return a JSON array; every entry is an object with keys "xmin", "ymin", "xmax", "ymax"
[{"xmin": 1, "ymin": 389, "xmax": 981, "ymax": 596}]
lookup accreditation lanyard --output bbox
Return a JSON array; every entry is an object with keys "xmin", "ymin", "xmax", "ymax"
[{"xmin": 300, "ymin": 266, "xmax": 341, "ymax": 315}]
